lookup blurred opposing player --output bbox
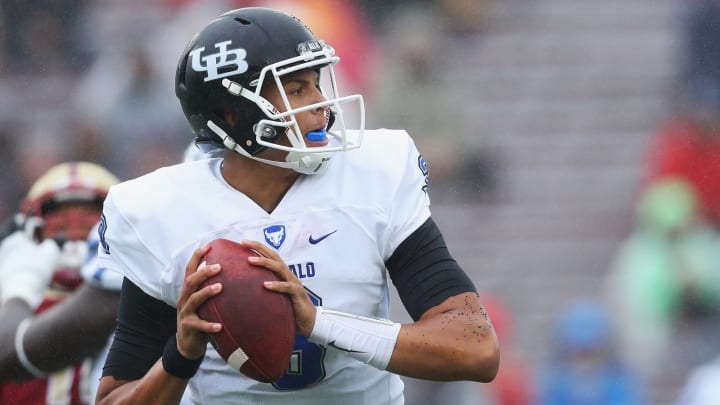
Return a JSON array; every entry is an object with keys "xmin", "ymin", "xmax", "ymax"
[
  {"xmin": 0, "ymin": 161, "xmax": 119, "ymax": 405},
  {"xmin": 95, "ymin": 7, "xmax": 499, "ymax": 405}
]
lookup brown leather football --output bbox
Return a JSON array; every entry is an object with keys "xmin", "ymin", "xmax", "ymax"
[{"xmin": 198, "ymin": 238, "xmax": 295, "ymax": 382}]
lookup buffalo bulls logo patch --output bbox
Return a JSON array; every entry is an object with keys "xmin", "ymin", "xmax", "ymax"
[{"xmin": 263, "ymin": 225, "xmax": 286, "ymax": 250}]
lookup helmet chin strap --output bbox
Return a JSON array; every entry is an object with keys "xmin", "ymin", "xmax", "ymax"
[{"xmin": 206, "ymin": 120, "xmax": 332, "ymax": 175}]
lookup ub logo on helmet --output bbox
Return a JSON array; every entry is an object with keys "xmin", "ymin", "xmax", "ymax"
[{"xmin": 189, "ymin": 40, "xmax": 249, "ymax": 82}]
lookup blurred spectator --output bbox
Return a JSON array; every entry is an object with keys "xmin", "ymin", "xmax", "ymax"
[
  {"xmin": 643, "ymin": 0, "xmax": 720, "ymax": 227},
  {"xmin": 72, "ymin": 42, "xmax": 188, "ymax": 180},
  {"xmin": 607, "ymin": 179, "xmax": 696, "ymax": 375},
  {"xmin": 366, "ymin": 6, "xmax": 460, "ymax": 181},
  {"xmin": 628, "ymin": 2, "xmax": 720, "ymax": 397},
  {"xmin": 536, "ymin": 300, "xmax": 645, "ymax": 405},
  {"xmin": 0, "ymin": 0, "xmax": 92, "ymax": 74},
  {"xmin": 642, "ymin": 103, "xmax": 720, "ymax": 227},
  {"xmin": 606, "ymin": 178, "xmax": 720, "ymax": 393},
  {"xmin": 365, "ymin": 3, "xmax": 500, "ymax": 202}
]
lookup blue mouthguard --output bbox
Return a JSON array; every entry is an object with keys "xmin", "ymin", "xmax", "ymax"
[{"xmin": 306, "ymin": 129, "xmax": 327, "ymax": 142}]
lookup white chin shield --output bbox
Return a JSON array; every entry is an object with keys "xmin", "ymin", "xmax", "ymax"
[{"xmin": 286, "ymin": 149, "xmax": 332, "ymax": 175}]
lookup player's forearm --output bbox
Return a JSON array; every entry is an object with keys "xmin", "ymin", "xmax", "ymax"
[
  {"xmin": 387, "ymin": 308, "xmax": 500, "ymax": 382},
  {"xmin": 96, "ymin": 361, "xmax": 188, "ymax": 405},
  {"xmin": 307, "ymin": 292, "xmax": 500, "ymax": 382},
  {"xmin": 24, "ymin": 285, "xmax": 119, "ymax": 372},
  {"xmin": 0, "ymin": 298, "xmax": 35, "ymax": 379},
  {"xmin": 386, "ymin": 292, "xmax": 499, "ymax": 382}
]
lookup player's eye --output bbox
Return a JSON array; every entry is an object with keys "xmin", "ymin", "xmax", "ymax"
[{"xmin": 286, "ymin": 86, "xmax": 302, "ymax": 96}]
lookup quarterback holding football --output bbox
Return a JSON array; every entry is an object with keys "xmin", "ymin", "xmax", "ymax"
[{"xmin": 95, "ymin": 7, "xmax": 499, "ymax": 405}]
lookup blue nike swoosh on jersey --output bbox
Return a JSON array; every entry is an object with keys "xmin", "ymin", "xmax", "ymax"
[{"xmin": 309, "ymin": 230, "xmax": 337, "ymax": 244}]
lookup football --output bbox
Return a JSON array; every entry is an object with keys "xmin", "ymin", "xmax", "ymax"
[{"xmin": 197, "ymin": 238, "xmax": 295, "ymax": 382}]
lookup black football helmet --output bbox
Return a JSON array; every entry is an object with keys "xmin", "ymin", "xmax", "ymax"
[{"xmin": 175, "ymin": 7, "xmax": 365, "ymax": 174}]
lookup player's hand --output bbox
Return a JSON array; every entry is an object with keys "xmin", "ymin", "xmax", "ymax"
[
  {"xmin": 241, "ymin": 240, "xmax": 317, "ymax": 337},
  {"xmin": 176, "ymin": 245, "xmax": 223, "ymax": 360},
  {"xmin": 0, "ymin": 231, "xmax": 61, "ymax": 310}
]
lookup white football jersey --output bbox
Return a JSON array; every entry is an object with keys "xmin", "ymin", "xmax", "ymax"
[{"xmin": 96, "ymin": 129, "xmax": 431, "ymax": 404}]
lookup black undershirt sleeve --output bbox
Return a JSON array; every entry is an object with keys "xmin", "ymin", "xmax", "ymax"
[
  {"xmin": 386, "ymin": 217, "xmax": 477, "ymax": 321},
  {"xmin": 102, "ymin": 277, "xmax": 177, "ymax": 380}
]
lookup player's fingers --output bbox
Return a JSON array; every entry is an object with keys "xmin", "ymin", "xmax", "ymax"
[
  {"xmin": 176, "ymin": 278, "xmax": 223, "ymax": 359},
  {"xmin": 248, "ymin": 255, "xmax": 296, "ymax": 282},
  {"xmin": 178, "ymin": 262, "xmax": 221, "ymax": 308},
  {"xmin": 179, "ymin": 315, "xmax": 222, "ymax": 335},
  {"xmin": 179, "ymin": 244, "xmax": 212, "ymax": 302},
  {"xmin": 262, "ymin": 279, "xmax": 296, "ymax": 294},
  {"xmin": 176, "ymin": 315, "xmax": 220, "ymax": 360},
  {"xmin": 241, "ymin": 240, "xmax": 278, "ymax": 260},
  {"xmin": 263, "ymin": 279, "xmax": 311, "ymax": 306},
  {"xmin": 263, "ymin": 280, "xmax": 316, "ymax": 335},
  {"xmin": 181, "ymin": 280, "xmax": 222, "ymax": 316},
  {"xmin": 241, "ymin": 240, "xmax": 297, "ymax": 280},
  {"xmin": 185, "ymin": 245, "xmax": 211, "ymax": 278}
]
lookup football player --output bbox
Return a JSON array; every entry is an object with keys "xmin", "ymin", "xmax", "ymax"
[
  {"xmin": 95, "ymin": 7, "xmax": 500, "ymax": 405},
  {"xmin": 0, "ymin": 161, "xmax": 120, "ymax": 404},
  {"xmin": 0, "ymin": 148, "xmax": 211, "ymax": 404}
]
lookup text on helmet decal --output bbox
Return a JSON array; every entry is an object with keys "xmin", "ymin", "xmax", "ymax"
[
  {"xmin": 297, "ymin": 40, "xmax": 333, "ymax": 58},
  {"xmin": 190, "ymin": 40, "xmax": 248, "ymax": 82}
]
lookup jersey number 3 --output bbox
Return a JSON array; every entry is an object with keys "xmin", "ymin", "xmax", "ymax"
[{"xmin": 272, "ymin": 287, "xmax": 326, "ymax": 390}]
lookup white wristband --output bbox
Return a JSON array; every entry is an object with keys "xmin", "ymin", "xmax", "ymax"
[
  {"xmin": 14, "ymin": 318, "xmax": 45, "ymax": 377},
  {"xmin": 309, "ymin": 307, "xmax": 401, "ymax": 370}
]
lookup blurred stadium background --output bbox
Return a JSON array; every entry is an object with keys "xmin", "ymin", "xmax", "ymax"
[{"xmin": 2, "ymin": 0, "xmax": 716, "ymax": 404}]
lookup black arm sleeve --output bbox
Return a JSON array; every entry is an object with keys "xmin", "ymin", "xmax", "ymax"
[
  {"xmin": 386, "ymin": 217, "xmax": 477, "ymax": 321},
  {"xmin": 102, "ymin": 277, "xmax": 177, "ymax": 380}
]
